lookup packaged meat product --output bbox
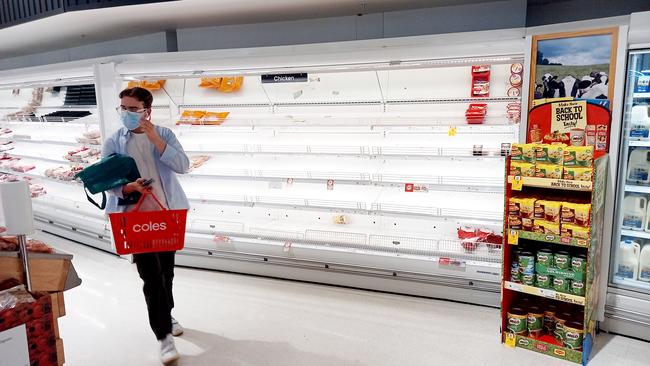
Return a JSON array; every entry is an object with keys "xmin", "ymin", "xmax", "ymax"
[
  {"xmin": 472, "ymin": 65, "xmax": 491, "ymax": 75},
  {"xmin": 83, "ymin": 130, "xmax": 101, "ymax": 139},
  {"xmin": 509, "ymin": 74, "xmax": 523, "ymax": 87},
  {"xmin": 511, "ymin": 63, "xmax": 524, "ymax": 74},
  {"xmin": 507, "ymin": 87, "xmax": 521, "ymax": 97},
  {"xmin": 10, "ymin": 164, "xmax": 35, "ymax": 173},
  {"xmin": 0, "ymin": 240, "xmax": 17, "ymax": 251},
  {"xmin": 177, "ymin": 110, "xmax": 230, "ymax": 125},
  {"xmin": 27, "ymin": 240, "xmax": 54, "ymax": 254},
  {"xmin": 127, "ymin": 80, "xmax": 166, "ymax": 90},
  {"xmin": 188, "ymin": 155, "xmax": 210, "ymax": 171},
  {"xmin": 472, "ymin": 80, "xmax": 490, "ymax": 97},
  {"xmin": 0, "ymin": 285, "xmax": 35, "ymax": 312},
  {"xmin": 465, "ymin": 103, "xmax": 488, "ymax": 124}
]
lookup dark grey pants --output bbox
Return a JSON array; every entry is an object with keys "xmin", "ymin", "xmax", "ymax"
[{"xmin": 134, "ymin": 251, "xmax": 175, "ymax": 340}]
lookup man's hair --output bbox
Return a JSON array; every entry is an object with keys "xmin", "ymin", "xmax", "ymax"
[{"xmin": 119, "ymin": 87, "xmax": 153, "ymax": 109}]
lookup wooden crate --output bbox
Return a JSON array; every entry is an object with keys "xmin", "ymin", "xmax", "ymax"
[
  {"xmin": 56, "ymin": 338, "xmax": 65, "ymax": 366},
  {"xmin": 0, "ymin": 253, "xmax": 72, "ymax": 292}
]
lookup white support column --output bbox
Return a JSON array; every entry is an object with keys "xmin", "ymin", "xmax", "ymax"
[{"xmin": 93, "ymin": 62, "xmax": 121, "ymax": 140}]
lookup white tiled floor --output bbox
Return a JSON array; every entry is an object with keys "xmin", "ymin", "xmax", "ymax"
[{"xmin": 41, "ymin": 232, "xmax": 650, "ymax": 366}]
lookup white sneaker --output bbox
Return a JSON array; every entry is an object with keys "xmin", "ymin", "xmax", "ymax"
[
  {"xmin": 171, "ymin": 317, "xmax": 184, "ymax": 336},
  {"xmin": 160, "ymin": 334, "xmax": 180, "ymax": 364}
]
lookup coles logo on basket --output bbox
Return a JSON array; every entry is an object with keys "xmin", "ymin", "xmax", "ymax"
[{"xmin": 132, "ymin": 222, "xmax": 168, "ymax": 233}]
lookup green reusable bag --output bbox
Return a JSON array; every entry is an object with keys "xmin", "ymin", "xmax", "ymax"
[{"xmin": 74, "ymin": 154, "xmax": 141, "ymax": 209}]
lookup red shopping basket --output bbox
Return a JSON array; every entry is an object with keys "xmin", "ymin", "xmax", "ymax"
[{"xmin": 109, "ymin": 192, "xmax": 188, "ymax": 255}]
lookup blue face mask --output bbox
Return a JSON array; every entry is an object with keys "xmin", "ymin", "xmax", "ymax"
[{"xmin": 120, "ymin": 110, "xmax": 143, "ymax": 130}]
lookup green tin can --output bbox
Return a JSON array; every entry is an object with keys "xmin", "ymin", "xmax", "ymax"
[
  {"xmin": 518, "ymin": 251, "xmax": 535, "ymax": 276},
  {"xmin": 544, "ymin": 303, "xmax": 558, "ymax": 333},
  {"xmin": 554, "ymin": 312, "xmax": 572, "ymax": 343},
  {"xmin": 522, "ymin": 274, "xmax": 536, "ymax": 286},
  {"xmin": 555, "ymin": 251, "xmax": 571, "ymax": 270},
  {"xmin": 571, "ymin": 254, "xmax": 587, "ymax": 273},
  {"xmin": 563, "ymin": 321, "xmax": 584, "ymax": 350},
  {"xmin": 571, "ymin": 280, "xmax": 586, "ymax": 296},
  {"xmin": 536, "ymin": 274, "xmax": 552, "ymax": 289},
  {"xmin": 507, "ymin": 307, "xmax": 528, "ymax": 334},
  {"xmin": 553, "ymin": 277, "xmax": 570, "ymax": 293},
  {"xmin": 527, "ymin": 306, "xmax": 544, "ymax": 338},
  {"xmin": 536, "ymin": 249, "xmax": 554, "ymax": 268}
]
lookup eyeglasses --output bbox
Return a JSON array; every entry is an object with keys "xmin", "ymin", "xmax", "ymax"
[{"xmin": 116, "ymin": 106, "xmax": 147, "ymax": 113}]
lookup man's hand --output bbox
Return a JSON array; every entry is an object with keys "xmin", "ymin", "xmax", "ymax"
[
  {"xmin": 122, "ymin": 178, "xmax": 152, "ymax": 196},
  {"xmin": 139, "ymin": 114, "xmax": 167, "ymax": 154}
]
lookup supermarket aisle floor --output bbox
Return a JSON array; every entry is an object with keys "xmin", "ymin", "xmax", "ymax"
[{"xmin": 43, "ymin": 233, "xmax": 650, "ymax": 366}]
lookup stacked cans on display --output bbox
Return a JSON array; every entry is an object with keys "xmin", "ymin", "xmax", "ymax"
[
  {"xmin": 507, "ymin": 297, "xmax": 585, "ymax": 350},
  {"xmin": 511, "ymin": 246, "xmax": 587, "ymax": 296}
]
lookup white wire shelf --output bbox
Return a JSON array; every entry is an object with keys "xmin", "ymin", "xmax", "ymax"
[
  {"xmin": 0, "ymin": 165, "xmax": 82, "ymax": 187},
  {"xmin": 177, "ymin": 96, "xmax": 519, "ymax": 109},
  {"xmin": 6, "ymin": 153, "xmax": 71, "ymax": 165},
  {"xmin": 629, "ymin": 140, "xmax": 650, "ymax": 147},
  {"xmin": 625, "ymin": 184, "xmax": 650, "ymax": 194},
  {"xmin": 185, "ymin": 216, "xmax": 502, "ymax": 263},
  {"xmin": 11, "ymin": 137, "xmax": 91, "ymax": 147},
  {"xmin": 611, "ymin": 276, "xmax": 650, "ymax": 292},
  {"xmin": 621, "ymin": 229, "xmax": 650, "ymax": 240},
  {"xmin": 184, "ymin": 144, "xmax": 508, "ymax": 159},
  {"xmin": 186, "ymin": 183, "xmax": 502, "ymax": 223}
]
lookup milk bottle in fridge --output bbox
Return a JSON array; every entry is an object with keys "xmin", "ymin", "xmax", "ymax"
[
  {"xmin": 622, "ymin": 195, "xmax": 647, "ymax": 230},
  {"xmin": 630, "ymin": 105, "xmax": 650, "ymax": 140},
  {"xmin": 639, "ymin": 244, "xmax": 650, "ymax": 282},
  {"xmin": 627, "ymin": 149, "xmax": 650, "ymax": 184},
  {"xmin": 616, "ymin": 240, "xmax": 641, "ymax": 280}
]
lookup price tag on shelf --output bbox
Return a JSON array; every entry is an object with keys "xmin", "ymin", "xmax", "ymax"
[
  {"xmin": 511, "ymin": 176, "xmax": 523, "ymax": 191},
  {"xmin": 538, "ymin": 288, "xmax": 555, "ymax": 299},
  {"xmin": 448, "ymin": 126, "xmax": 457, "ymax": 136},
  {"xmin": 507, "ymin": 230, "xmax": 519, "ymax": 245},
  {"xmin": 505, "ymin": 332, "xmax": 516, "ymax": 348}
]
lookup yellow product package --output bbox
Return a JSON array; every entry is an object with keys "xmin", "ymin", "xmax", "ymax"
[
  {"xmin": 561, "ymin": 224, "xmax": 590, "ymax": 240},
  {"xmin": 533, "ymin": 220, "xmax": 560, "ymax": 235},
  {"xmin": 562, "ymin": 203, "xmax": 591, "ymax": 225},
  {"xmin": 508, "ymin": 197, "xmax": 522, "ymax": 217},
  {"xmin": 532, "ymin": 219, "xmax": 546, "ymax": 234},
  {"xmin": 509, "ymin": 216, "xmax": 523, "ymax": 230},
  {"xmin": 522, "ymin": 217, "xmax": 534, "ymax": 232},
  {"xmin": 563, "ymin": 167, "xmax": 593, "ymax": 181},
  {"xmin": 543, "ymin": 200, "xmax": 562, "ymax": 223},
  {"xmin": 534, "ymin": 200, "xmax": 547, "ymax": 219},
  {"xmin": 519, "ymin": 198, "xmax": 536, "ymax": 219},
  {"xmin": 511, "ymin": 143, "xmax": 524, "ymax": 161},
  {"xmin": 521, "ymin": 144, "xmax": 536, "ymax": 163},
  {"xmin": 535, "ymin": 144, "xmax": 565, "ymax": 164},
  {"xmin": 535, "ymin": 164, "xmax": 563, "ymax": 179},
  {"xmin": 510, "ymin": 162, "xmax": 536, "ymax": 177},
  {"xmin": 564, "ymin": 146, "xmax": 594, "ymax": 167},
  {"xmin": 543, "ymin": 221, "xmax": 561, "ymax": 235}
]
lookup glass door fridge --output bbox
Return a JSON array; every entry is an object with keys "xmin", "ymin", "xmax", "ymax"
[{"xmin": 608, "ymin": 48, "xmax": 650, "ymax": 340}]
